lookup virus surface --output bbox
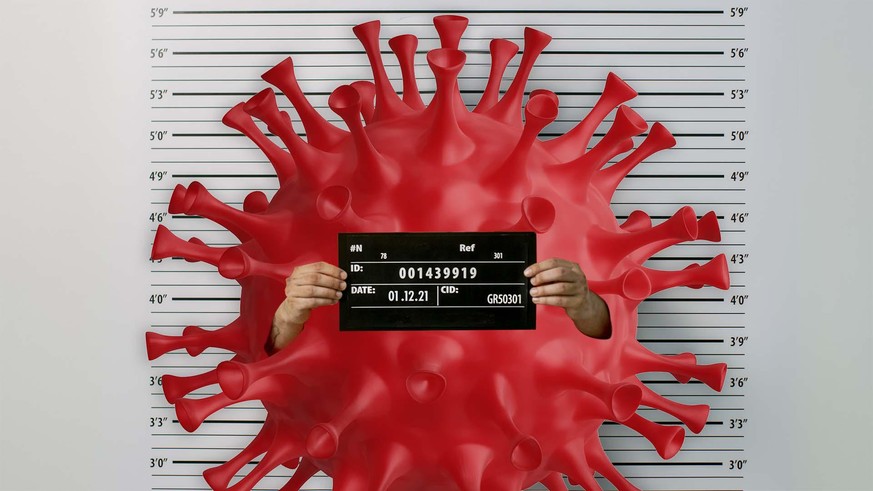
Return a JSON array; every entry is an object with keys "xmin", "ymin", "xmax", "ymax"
[{"xmin": 146, "ymin": 15, "xmax": 729, "ymax": 491}]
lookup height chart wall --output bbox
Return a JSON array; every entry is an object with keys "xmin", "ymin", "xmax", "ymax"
[{"xmin": 146, "ymin": 2, "xmax": 753, "ymax": 489}]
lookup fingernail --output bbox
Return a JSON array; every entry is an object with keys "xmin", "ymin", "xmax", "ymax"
[
  {"xmin": 532, "ymin": 297, "xmax": 541, "ymax": 303},
  {"xmin": 340, "ymin": 281, "xmax": 347, "ymax": 290},
  {"xmin": 530, "ymin": 287, "xmax": 538, "ymax": 296},
  {"xmin": 336, "ymin": 291, "xmax": 342, "ymax": 298},
  {"xmin": 340, "ymin": 271, "xmax": 348, "ymax": 279},
  {"xmin": 523, "ymin": 268, "xmax": 531, "ymax": 276}
]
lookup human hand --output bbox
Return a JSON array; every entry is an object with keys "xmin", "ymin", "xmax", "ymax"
[
  {"xmin": 524, "ymin": 257, "xmax": 612, "ymax": 339},
  {"xmin": 269, "ymin": 262, "xmax": 347, "ymax": 351}
]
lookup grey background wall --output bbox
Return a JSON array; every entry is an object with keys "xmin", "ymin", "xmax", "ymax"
[{"xmin": 1, "ymin": 1, "xmax": 871, "ymax": 489}]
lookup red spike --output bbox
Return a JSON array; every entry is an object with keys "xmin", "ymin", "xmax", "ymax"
[
  {"xmin": 595, "ymin": 122, "xmax": 677, "ymax": 202},
  {"xmin": 244, "ymin": 89, "xmax": 338, "ymax": 185},
  {"xmin": 444, "ymin": 443, "xmax": 493, "ymax": 491},
  {"xmin": 305, "ymin": 369, "xmax": 390, "ymax": 459},
  {"xmin": 588, "ymin": 206, "xmax": 698, "ymax": 267},
  {"xmin": 508, "ymin": 196, "xmax": 556, "ymax": 234},
  {"xmin": 278, "ymin": 459, "xmax": 320, "ymax": 491},
  {"xmin": 177, "ymin": 327, "xmax": 211, "ymax": 357},
  {"xmin": 202, "ymin": 419, "xmax": 278, "ymax": 490},
  {"xmin": 433, "ymin": 15, "xmax": 469, "ymax": 49},
  {"xmin": 588, "ymin": 267, "xmax": 652, "ymax": 302},
  {"xmin": 180, "ymin": 374, "xmax": 301, "ymax": 433},
  {"xmin": 642, "ymin": 254, "xmax": 731, "ymax": 294},
  {"xmin": 585, "ymin": 440, "xmax": 642, "ymax": 491},
  {"xmin": 216, "ymin": 432, "xmax": 303, "ymax": 491},
  {"xmin": 145, "ymin": 318, "xmax": 249, "ymax": 361},
  {"xmin": 261, "ymin": 57, "xmax": 348, "ymax": 150},
  {"xmin": 180, "ymin": 181, "xmax": 286, "ymax": 245},
  {"xmin": 151, "ymin": 224, "xmax": 225, "ymax": 265},
  {"xmin": 350, "ymin": 80, "xmax": 377, "ymax": 123},
  {"xmin": 244, "ymin": 89, "xmax": 314, "ymax": 158},
  {"xmin": 217, "ymin": 334, "xmax": 332, "ymax": 400},
  {"xmin": 406, "ymin": 370, "xmax": 447, "ymax": 404},
  {"xmin": 472, "ymin": 373, "xmax": 518, "ymax": 431},
  {"xmin": 397, "ymin": 334, "xmax": 462, "ymax": 403},
  {"xmin": 368, "ymin": 441, "xmax": 414, "ymax": 491},
  {"xmin": 682, "ymin": 263, "xmax": 704, "ymax": 289},
  {"xmin": 530, "ymin": 88, "xmax": 560, "ymax": 107},
  {"xmin": 541, "ymin": 473, "xmax": 569, "ymax": 491},
  {"xmin": 222, "ymin": 102, "xmax": 296, "ymax": 184},
  {"xmin": 564, "ymin": 105, "xmax": 647, "ymax": 168},
  {"xmin": 547, "ymin": 105, "xmax": 646, "ymax": 202},
  {"xmin": 472, "ymin": 374, "xmax": 544, "ymax": 471},
  {"xmin": 623, "ymin": 346, "xmax": 727, "ymax": 391},
  {"xmin": 487, "ymin": 27, "xmax": 552, "ymax": 125},
  {"xmin": 620, "ymin": 210, "xmax": 652, "ymax": 232},
  {"xmin": 474, "ymin": 39, "xmax": 519, "ymax": 113},
  {"xmin": 217, "ymin": 247, "xmax": 295, "ymax": 283},
  {"xmin": 352, "ymin": 20, "xmax": 411, "ymax": 121},
  {"xmin": 162, "ymin": 369, "xmax": 218, "ymax": 404},
  {"xmin": 550, "ymin": 439, "xmax": 603, "ymax": 491},
  {"xmin": 545, "ymin": 72, "xmax": 639, "ymax": 161},
  {"xmin": 511, "ymin": 435, "xmax": 544, "ymax": 472},
  {"xmin": 535, "ymin": 342, "xmax": 642, "ymax": 422},
  {"xmin": 420, "ymin": 48, "xmax": 474, "ymax": 165},
  {"xmin": 167, "ymin": 184, "xmax": 187, "ymax": 214},
  {"xmin": 314, "ymin": 185, "xmax": 365, "ymax": 226},
  {"xmin": 388, "ymin": 34, "xmax": 425, "ymax": 110},
  {"xmin": 697, "ymin": 210, "xmax": 721, "ymax": 242},
  {"xmin": 624, "ymin": 414, "xmax": 685, "ymax": 460},
  {"xmin": 484, "ymin": 93, "xmax": 558, "ymax": 196},
  {"xmin": 180, "ymin": 323, "xmax": 249, "ymax": 356},
  {"xmin": 639, "ymin": 383, "xmax": 710, "ymax": 434},
  {"xmin": 332, "ymin": 459, "xmax": 370, "ymax": 491},
  {"xmin": 175, "ymin": 392, "xmax": 233, "ymax": 432},
  {"xmin": 243, "ymin": 191, "xmax": 269, "ymax": 213},
  {"xmin": 241, "ymin": 373, "xmax": 305, "ymax": 407},
  {"xmin": 315, "ymin": 185, "xmax": 352, "ymax": 221},
  {"xmin": 668, "ymin": 352, "xmax": 696, "ymax": 384},
  {"xmin": 329, "ymin": 85, "xmax": 399, "ymax": 192},
  {"xmin": 144, "ymin": 331, "xmax": 187, "ymax": 360}
]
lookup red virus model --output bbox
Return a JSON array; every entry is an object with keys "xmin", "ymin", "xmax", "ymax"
[{"xmin": 147, "ymin": 15, "xmax": 729, "ymax": 491}]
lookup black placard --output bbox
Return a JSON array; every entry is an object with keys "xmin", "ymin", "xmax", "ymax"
[{"xmin": 338, "ymin": 232, "xmax": 536, "ymax": 331}]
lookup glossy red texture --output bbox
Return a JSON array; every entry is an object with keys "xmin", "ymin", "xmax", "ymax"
[{"xmin": 146, "ymin": 15, "xmax": 729, "ymax": 491}]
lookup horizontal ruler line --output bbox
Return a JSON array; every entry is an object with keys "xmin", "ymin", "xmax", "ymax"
[
  {"xmin": 149, "ymin": 159, "xmax": 747, "ymax": 163},
  {"xmin": 153, "ymin": 37, "xmax": 747, "ymax": 42},
  {"xmin": 172, "ymin": 50, "xmax": 726, "ymax": 56},
  {"xmin": 170, "ymin": 131, "xmax": 728, "ymax": 136},
  {"xmin": 153, "ymin": 446, "xmax": 745, "ymax": 452},
  {"xmin": 171, "ymin": 297, "xmax": 239, "ymax": 301},
  {"xmin": 151, "ymin": 146, "xmax": 746, "ymax": 150},
  {"xmin": 163, "ymin": 173, "xmax": 729, "ymax": 179},
  {"xmin": 639, "ymin": 325, "xmax": 744, "ymax": 329},
  {"xmin": 172, "ymin": 10, "xmax": 726, "ymax": 15},
  {"xmin": 151, "ymin": 104, "xmax": 747, "ymax": 108},
  {"xmin": 152, "ymin": 64, "xmax": 746, "ymax": 69},
  {"xmin": 638, "ymin": 312, "xmax": 745, "ymax": 315},
  {"xmin": 172, "ymin": 91, "xmax": 733, "ymax": 97},
  {"xmin": 167, "ymin": 458, "xmax": 725, "ymax": 466},
  {"xmin": 642, "ymin": 298, "xmax": 725, "ymax": 302},
  {"xmin": 154, "ymin": 23, "xmax": 746, "ymax": 28}
]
